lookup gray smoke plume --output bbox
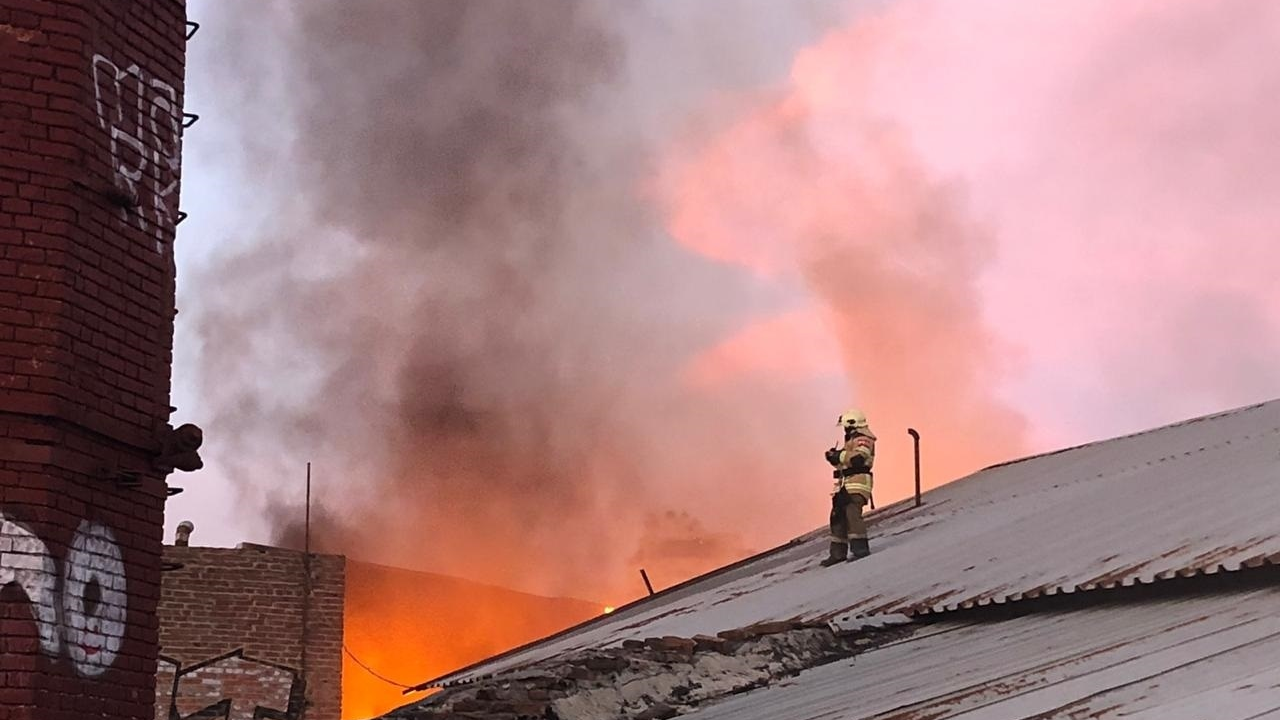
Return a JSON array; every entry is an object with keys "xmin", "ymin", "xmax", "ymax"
[{"xmin": 185, "ymin": 1, "xmax": 835, "ymax": 599}]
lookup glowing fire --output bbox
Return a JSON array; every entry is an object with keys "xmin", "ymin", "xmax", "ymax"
[{"xmin": 342, "ymin": 561, "xmax": 600, "ymax": 719}]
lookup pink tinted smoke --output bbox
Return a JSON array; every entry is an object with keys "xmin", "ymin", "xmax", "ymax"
[{"xmin": 662, "ymin": 0, "xmax": 1280, "ymax": 496}]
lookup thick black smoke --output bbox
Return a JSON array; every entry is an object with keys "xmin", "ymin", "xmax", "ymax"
[{"xmin": 188, "ymin": 1, "xmax": 810, "ymax": 598}]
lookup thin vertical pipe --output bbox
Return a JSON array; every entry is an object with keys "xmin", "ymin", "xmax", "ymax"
[
  {"xmin": 908, "ymin": 429, "xmax": 922, "ymax": 507},
  {"xmin": 301, "ymin": 462, "xmax": 312, "ymax": 719}
]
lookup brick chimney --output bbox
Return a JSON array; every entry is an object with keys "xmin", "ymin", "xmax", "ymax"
[{"xmin": 0, "ymin": 2, "xmax": 193, "ymax": 719}]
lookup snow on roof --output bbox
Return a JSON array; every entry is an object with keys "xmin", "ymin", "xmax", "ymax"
[{"xmin": 420, "ymin": 399, "xmax": 1280, "ymax": 689}]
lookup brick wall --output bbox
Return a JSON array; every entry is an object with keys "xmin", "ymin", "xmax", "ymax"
[
  {"xmin": 0, "ymin": 2, "xmax": 192, "ymax": 720},
  {"xmin": 157, "ymin": 544, "xmax": 346, "ymax": 720}
]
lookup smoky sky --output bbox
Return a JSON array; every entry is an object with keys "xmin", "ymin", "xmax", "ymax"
[
  {"xmin": 659, "ymin": 0, "xmax": 1280, "ymax": 483},
  {"xmin": 186, "ymin": 0, "xmax": 835, "ymax": 599},
  {"xmin": 179, "ymin": 0, "xmax": 1280, "ymax": 602}
]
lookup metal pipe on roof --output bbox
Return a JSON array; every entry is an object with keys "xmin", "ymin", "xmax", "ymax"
[
  {"xmin": 908, "ymin": 428, "xmax": 922, "ymax": 507},
  {"xmin": 640, "ymin": 568, "xmax": 655, "ymax": 596},
  {"xmin": 174, "ymin": 520, "xmax": 194, "ymax": 546}
]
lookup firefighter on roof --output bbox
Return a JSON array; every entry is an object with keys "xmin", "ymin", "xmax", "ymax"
[{"xmin": 821, "ymin": 408, "xmax": 876, "ymax": 565}]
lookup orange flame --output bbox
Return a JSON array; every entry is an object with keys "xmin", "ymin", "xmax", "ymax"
[{"xmin": 341, "ymin": 561, "xmax": 599, "ymax": 719}]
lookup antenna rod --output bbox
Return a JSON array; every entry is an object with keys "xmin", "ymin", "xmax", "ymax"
[
  {"xmin": 305, "ymin": 461, "xmax": 312, "ymax": 556},
  {"xmin": 301, "ymin": 461, "xmax": 313, "ymax": 719},
  {"xmin": 640, "ymin": 568, "xmax": 655, "ymax": 596}
]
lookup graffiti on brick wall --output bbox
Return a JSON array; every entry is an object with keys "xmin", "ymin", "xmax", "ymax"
[
  {"xmin": 0, "ymin": 515, "xmax": 59, "ymax": 652},
  {"xmin": 91, "ymin": 52, "xmax": 182, "ymax": 241},
  {"xmin": 0, "ymin": 514, "xmax": 128, "ymax": 677},
  {"xmin": 63, "ymin": 520, "xmax": 128, "ymax": 676},
  {"xmin": 156, "ymin": 650, "xmax": 304, "ymax": 720}
]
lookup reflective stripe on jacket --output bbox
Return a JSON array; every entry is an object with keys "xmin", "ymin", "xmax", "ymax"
[{"xmin": 832, "ymin": 432, "xmax": 875, "ymax": 498}]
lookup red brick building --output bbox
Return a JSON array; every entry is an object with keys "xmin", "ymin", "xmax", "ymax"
[
  {"xmin": 0, "ymin": 1, "xmax": 195, "ymax": 719},
  {"xmin": 157, "ymin": 541, "xmax": 345, "ymax": 720}
]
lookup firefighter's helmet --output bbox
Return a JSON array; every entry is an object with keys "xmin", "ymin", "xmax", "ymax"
[{"xmin": 838, "ymin": 408, "xmax": 869, "ymax": 430}]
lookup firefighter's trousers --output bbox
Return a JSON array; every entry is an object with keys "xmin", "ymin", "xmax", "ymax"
[{"xmin": 829, "ymin": 491, "xmax": 868, "ymax": 543}]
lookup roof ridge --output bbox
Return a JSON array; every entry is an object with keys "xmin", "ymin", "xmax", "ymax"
[
  {"xmin": 850, "ymin": 398, "xmax": 1278, "ymax": 527},
  {"xmin": 979, "ymin": 398, "xmax": 1275, "ymax": 473}
]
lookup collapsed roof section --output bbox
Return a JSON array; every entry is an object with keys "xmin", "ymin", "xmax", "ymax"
[{"xmin": 417, "ymin": 399, "xmax": 1280, "ymax": 690}]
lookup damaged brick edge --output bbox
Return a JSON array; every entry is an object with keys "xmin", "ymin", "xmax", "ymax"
[{"xmin": 385, "ymin": 619, "xmax": 913, "ymax": 720}]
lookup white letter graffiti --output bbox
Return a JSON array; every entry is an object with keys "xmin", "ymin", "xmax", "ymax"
[
  {"xmin": 0, "ymin": 514, "xmax": 128, "ymax": 677},
  {"xmin": 91, "ymin": 52, "xmax": 182, "ymax": 244}
]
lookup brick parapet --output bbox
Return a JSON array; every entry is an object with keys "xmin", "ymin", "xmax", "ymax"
[{"xmin": 158, "ymin": 544, "xmax": 346, "ymax": 720}]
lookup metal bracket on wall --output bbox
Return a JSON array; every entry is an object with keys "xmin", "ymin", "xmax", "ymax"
[
  {"xmin": 186, "ymin": 21, "xmax": 200, "ymax": 40},
  {"xmin": 166, "ymin": 485, "xmax": 184, "ymax": 497},
  {"xmin": 161, "ymin": 562, "xmax": 185, "ymax": 572},
  {"xmin": 182, "ymin": 113, "xmax": 200, "ymax": 129},
  {"xmin": 91, "ymin": 459, "xmax": 152, "ymax": 489},
  {"xmin": 176, "ymin": 211, "xmax": 189, "ymax": 226},
  {"xmin": 97, "ymin": 467, "xmax": 142, "ymax": 488}
]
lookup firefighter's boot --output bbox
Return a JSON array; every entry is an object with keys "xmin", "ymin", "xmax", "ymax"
[
  {"xmin": 820, "ymin": 542, "xmax": 848, "ymax": 566},
  {"xmin": 849, "ymin": 537, "xmax": 871, "ymax": 560}
]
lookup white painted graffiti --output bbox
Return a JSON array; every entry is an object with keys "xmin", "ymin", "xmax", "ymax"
[
  {"xmin": 0, "ymin": 515, "xmax": 128, "ymax": 677},
  {"xmin": 91, "ymin": 52, "xmax": 182, "ymax": 240},
  {"xmin": 63, "ymin": 520, "xmax": 128, "ymax": 676},
  {"xmin": 0, "ymin": 517, "xmax": 60, "ymax": 653}
]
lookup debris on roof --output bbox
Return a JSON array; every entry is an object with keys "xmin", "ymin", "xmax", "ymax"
[{"xmin": 383, "ymin": 620, "xmax": 911, "ymax": 720}]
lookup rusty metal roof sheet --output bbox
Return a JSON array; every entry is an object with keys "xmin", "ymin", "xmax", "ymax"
[
  {"xmin": 682, "ymin": 583, "xmax": 1280, "ymax": 720},
  {"xmin": 421, "ymin": 399, "xmax": 1280, "ymax": 688}
]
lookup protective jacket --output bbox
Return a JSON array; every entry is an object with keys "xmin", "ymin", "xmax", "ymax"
[{"xmin": 829, "ymin": 430, "xmax": 875, "ymax": 499}]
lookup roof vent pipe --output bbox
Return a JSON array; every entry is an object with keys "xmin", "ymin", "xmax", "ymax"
[
  {"xmin": 907, "ymin": 429, "xmax": 922, "ymax": 507},
  {"xmin": 175, "ymin": 520, "xmax": 194, "ymax": 547}
]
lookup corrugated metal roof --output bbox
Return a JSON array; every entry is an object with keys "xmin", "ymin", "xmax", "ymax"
[
  {"xmin": 681, "ymin": 583, "xmax": 1280, "ymax": 720},
  {"xmin": 422, "ymin": 399, "xmax": 1280, "ymax": 688}
]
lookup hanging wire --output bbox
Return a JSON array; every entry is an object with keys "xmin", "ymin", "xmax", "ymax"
[{"xmin": 343, "ymin": 644, "xmax": 418, "ymax": 690}]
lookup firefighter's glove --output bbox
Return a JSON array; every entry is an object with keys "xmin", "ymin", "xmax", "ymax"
[{"xmin": 825, "ymin": 448, "xmax": 842, "ymax": 466}]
